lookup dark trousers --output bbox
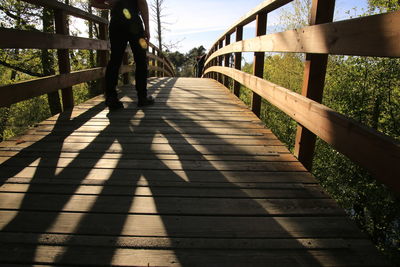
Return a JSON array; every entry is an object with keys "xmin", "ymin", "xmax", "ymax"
[{"xmin": 105, "ymin": 19, "xmax": 148, "ymax": 100}]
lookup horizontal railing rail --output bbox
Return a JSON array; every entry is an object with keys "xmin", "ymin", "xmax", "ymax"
[
  {"xmin": 0, "ymin": 0, "xmax": 174, "ymax": 109},
  {"xmin": 203, "ymin": 0, "xmax": 400, "ymax": 193}
]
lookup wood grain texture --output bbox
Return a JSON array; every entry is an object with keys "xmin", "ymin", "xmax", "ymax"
[
  {"xmin": 22, "ymin": 0, "xmax": 108, "ymax": 24},
  {"xmin": 0, "ymin": 78, "xmax": 390, "ymax": 266},
  {"xmin": 204, "ymin": 67, "xmax": 400, "ymax": 193},
  {"xmin": 0, "ymin": 66, "xmax": 135, "ymax": 107},
  {"xmin": 0, "ymin": 28, "xmax": 109, "ymax": 50},
  {"xmin": 205, "ymin": 10, "xmax": 400, "ymax": 66}
]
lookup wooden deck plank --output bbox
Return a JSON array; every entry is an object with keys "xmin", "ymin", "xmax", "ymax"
[
  {"xmin": 0, "ymin": 211, "xmax": 364, "ymax": 238},
  {"xmin": 0, "ymin": 77, "xmax": 390, "ymax": 266},
  {"xmin": 0, "ymin": 245, "xmax": 391, "ymax": 267},
  {"xmin": 0, "ymin": 193, "xmax": 344, "ymax": 216},
  {"xmin": 0, "ymin": 184, "xmax": 328, "ymax": 199},
  {"xmin": 1, "ymin": 170, "xmax": 317, "ymax": 183}
]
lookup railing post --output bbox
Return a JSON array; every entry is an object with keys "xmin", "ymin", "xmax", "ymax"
[
  {"xmin": 251, "ymin": 12, "xmax": 267, "ymax": 117},
  {"xmin": 98, "ymin": 11, "xmax": 109, "ymax": 94},
  {"xmin": 218, "ymin": 40, "xmax": 224, "ymax": 83},
  {"xmin": 223, "ymin": 34, "xmax": 231, "ymax": 88},
  {"xmin": 294, "ymin": 0, "xmax": 336, "ymax": 170},
  {"xmin": 157, "ymin": 50, "xmax": 164, "ymax": 77},
  {"xmin": 151, "ymin": 46, "xmax": 156, "ymax": 77},
  {"xmin": 54, "ymin": 9, "xmax": 73, "ymax": 110},
  {"xmin": 233, "ymin": 26, "xmax": 243, "ymax": 96},
  {"xmin": 212, "ymin": 45, "xmax": 217, "ymax": 80}
]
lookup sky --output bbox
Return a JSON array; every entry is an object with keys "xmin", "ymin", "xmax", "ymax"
[{"xmin": 149, "ymin": 0, "xmax": 369, "ymax": 54}]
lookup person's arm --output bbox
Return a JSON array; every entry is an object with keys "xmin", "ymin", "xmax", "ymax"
[
  {"xmin": 137, "ymin": 0, "xmax": 150, "ymax": 40},
  {"xmin": 90, "ymin": 0, "xmax": 117, "ymax": 9}
]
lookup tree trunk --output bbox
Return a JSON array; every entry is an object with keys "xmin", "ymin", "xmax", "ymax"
[
  {"xmin": 42, "ymin": 7, "xmax": 62, "ymax": 115},
  {"xmin": 87, "ymin": 3, "xmax": 100, "ymax": 97},
  {"xmin": 0, "ymin": 107, "xmax": 10, "ymax": 142},
  {"xmin": 156, "ymin": 0, "xmax": 162, "ymax": 52}
]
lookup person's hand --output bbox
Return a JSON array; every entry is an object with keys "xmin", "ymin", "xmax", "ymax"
[
  {"xmin": 144, "ymin": 28, "xmax": 150, "ymax": 41},
  {"xmin": 105, "ymin": 0, "xmax": 118, "ymax": 7}
]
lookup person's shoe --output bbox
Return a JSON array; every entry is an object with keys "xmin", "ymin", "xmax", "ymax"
[
  {"xmin": 138, "ymin": 95, "xmax": 155, "ymax": 107},
  {"xmin": 105, "ymin": 97, "xmax": 124, "ymax": 111}
]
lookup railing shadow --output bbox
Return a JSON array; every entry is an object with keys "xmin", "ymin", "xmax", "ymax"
[{"xmin": 0, "ymin": 77, "xmax": 365, "ymax": 266}]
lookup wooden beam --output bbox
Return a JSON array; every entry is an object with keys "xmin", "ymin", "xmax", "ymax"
[
  {"xmin": 294, "ymin": 0, "xmax": 336, "ymax": 170},
  {"xmin": 148, "ymin": 65, "xmax": 172, "ymax": 77},
  {"xmin": 0, "ymin": 68, "xmax": 104, "ymax": 107},
  {"xmin": 233, "ymin": 26, "xmax": 243, "ymax": 97},
  {"xmin": 22, "ymin": 0, "xmax": 107, "ymax": 24},
  {"xmin": 204, "ymin": 66, "xmax": 400, "ymax": 193},
  {"xmin": 210, "ymin": 0, "xmax": 292, "ymax": 51},
  {"xmin": 218, "ymin": 40, "xmax": 224, "ymax": 83},
  {"xmin": 147, "ymin": 53, "xmax": 173, "ymax": 75},
  {"xmin": 205, "ymin": 10, "xmax": 400, "ymax": 66},
  {"xmin": 0, "ymin": 27, "xmax": 109, "ymax": 50},
  {"xmin": 224, "ymin": 34, "xmax": 231, "ymax": 88},
  {"xmin": 251, "ymin": 12, "xmax": 267, "ymax": 117},
  {"xmin": 0, "ymin": 65, "xmax": 135, "ymax": 108}
]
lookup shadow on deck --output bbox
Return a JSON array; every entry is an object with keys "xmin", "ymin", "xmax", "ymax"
[{"xmin": 0, "ymin": 77, "xmax": 390, "ymax": 266}]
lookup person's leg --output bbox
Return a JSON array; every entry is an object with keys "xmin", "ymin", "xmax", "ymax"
[
  {"xmin": 129, "ymin": 37, "xmax": 150, "ymax": 102},
  {"xmin": 105, "ymin": 22, "xmax": 127, "ymax": 102}
]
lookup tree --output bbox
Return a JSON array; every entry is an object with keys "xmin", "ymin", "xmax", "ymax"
[
  {"xmin": 368, "ymin": 0, "xmax": 400, "ymax": 13},
  {"xmin": 279, "ymin": 0, "xmax": 311, "ymax": 30},
  {"xmin": 41, "ymin": 7, "xmax": 62, "ymax": 115},
  {"xmin": 258, "ymin": 0, "xmax": 400, "ymax": 264},
  {"xmin": 150, "ymin": 0, "xmax": 166, "ymax": 52},
  {"xmin": 165, "ymin": 51, "xmax": 185, "ymax": 76}
]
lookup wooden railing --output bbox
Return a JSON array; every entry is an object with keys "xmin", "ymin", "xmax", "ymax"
[
  {"xmin": 203, "ymin": 0, "xmax": 400, "ymax": 193},
  {"xmin": 0, "ymin": 0, "xmax": 174, "ymax": 110}
]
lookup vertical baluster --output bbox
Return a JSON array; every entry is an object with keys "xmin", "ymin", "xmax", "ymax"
[
  {"xmin": 294, "ymin": 0, "xmax": 336, "ymax": 170},
  {"xmin": 151, "ymin": 46, "xmax": 156, "ymax": 77},
  {"xmin": 54, "ymin": 9, "xmax": 73, "ymax": 110},
  {"xmin": 251, "ymin": 12, "xmax": 267, "ymax": 117},
  {"xmin": 233, "ymin": 26, "xmax": 243, "ymax": 97},
  {"xmin": 224, "ymin": 34, "xmax": 231, "ymax": 88},
  {"xmin": 157, "ymin": 50, "xmax": 164, "ymax": 77},
  {"xmin": 218, "ymin": 40, "xmax": 224, "ymax": 83},
  {"xmin": 212, "ymin": 45, "xmax": 217, "ymax": 80}
]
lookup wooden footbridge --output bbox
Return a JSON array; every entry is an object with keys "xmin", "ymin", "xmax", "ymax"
[{"xmin": 0, "ymin": 0, "xmax": 399, "ymax": 266}]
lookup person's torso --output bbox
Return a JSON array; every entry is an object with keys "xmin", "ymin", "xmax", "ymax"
[
  {"xmin": 111, "ymin": 0, "xmax": 140, "ymax": 21},
  {"xmin": 110, "ymin": 0, "xmax": 143, "ymax": 35}
]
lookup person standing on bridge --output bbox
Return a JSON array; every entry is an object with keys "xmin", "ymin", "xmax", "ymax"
[{"xmin": 91, "ymin": 0, "xmax": 154, "ymax": 110}]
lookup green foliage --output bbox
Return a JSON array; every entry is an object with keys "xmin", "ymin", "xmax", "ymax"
[
  {"xmin": 368, "ymin": 0, "xmax": 400, "ymax": 13},
  {"xmin": 262, "ymin": 54, "xmax": 304, "ymax": 151},
  {"xmin": 259, "ymin": 1, "xmax": 400, "ymax": 263},
  {"xmin": 325, "ymin": 56, "xmax": 400, "ymax": 138},
  {"xmin": 313, "ymin": 139, "xmax": 400, "ymax": 262},
  {"xmin": 166, "ymin": 46, "xmax": 206, "ymax": 77},
  {"xmin": 278, "ymin": 0, "xmax": 311, "ymax": 30},
  {"xmin": 0, "ymin": 0, "xmax": 104, "ymax": 140},
  {"xmin": 2, "ymin": 95, "xmax": 51, "ymax": 139},
  {"xmin": 241, "ymin": 52, "xmax": 400, "ymax": 265}
]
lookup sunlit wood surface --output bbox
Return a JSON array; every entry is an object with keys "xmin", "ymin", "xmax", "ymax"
[{"xmin": 0, "ymin": 77, "xmax": 390, "ymax": 266}]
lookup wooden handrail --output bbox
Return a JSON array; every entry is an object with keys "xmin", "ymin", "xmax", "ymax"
[
  {"xmin": 148, "ymin": 43, "xmax": 175, "ymax": 76},
  {"xmin": 23, "ymin": 0, "xmax": 108, "ymax": 24},
  {"xmin": 204, "ymin": 66, "xmax": 400, "ymax": 192},
  {"xmin": 203, "ymin": 0, "xmax": 400, "ymax": 193},
  {"xmin": 205, "ymin": 10, "xmax": 400, "ymax": 66},
  {"xmin": 0, "ymin": 0, "xmax": 174, "ymax": 109},
  {"xmin": 208, "ymin": 0, "xmax": 293, "ymax": 58},
  {"xmin": 0, "ymin": 27, "xmax": 110, "ymax": 50}
]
